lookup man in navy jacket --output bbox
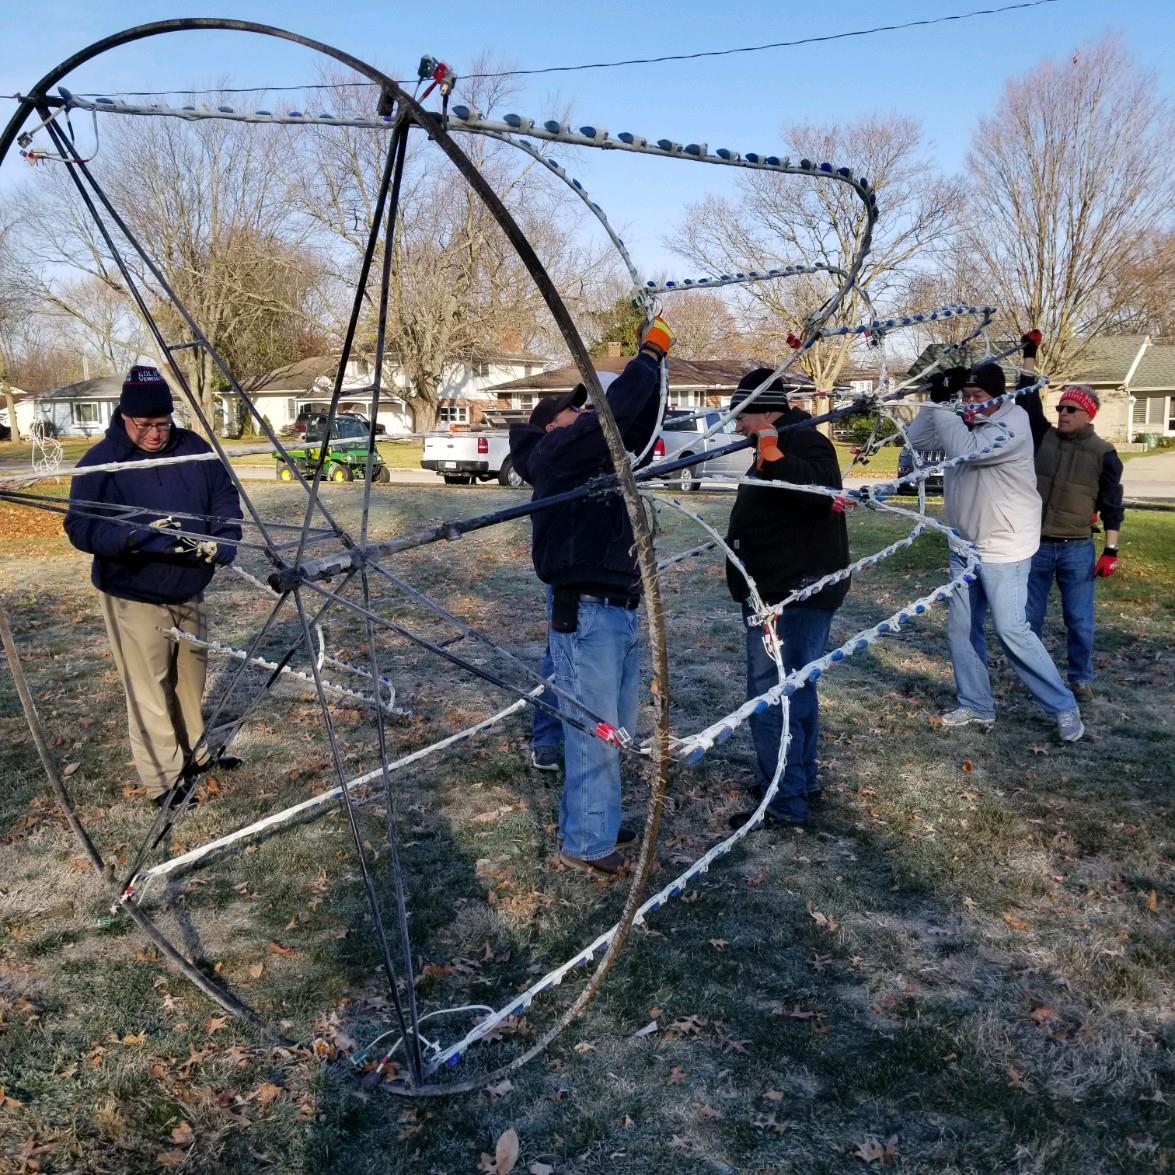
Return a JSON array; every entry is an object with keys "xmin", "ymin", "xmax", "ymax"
[
  {"xmin": 508, "ymin": 321, "xmax": 669, "ymax": 875},
  {"xmin": 64, "ymin": 366, "xmax": 242, "ymax": 807}
]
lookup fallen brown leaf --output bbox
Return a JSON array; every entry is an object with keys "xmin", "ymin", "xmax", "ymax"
[
  {"xmin": 170, "ymin": 1121, "xmax": 194, "ymax": 1145},
  {"xmin": 253, "ymin": 1081, "xmax": 284, "ymax": 1108},
  {"xmin": 495, "ymin": 1127, "xmax": 520, "ymax": 1174},
  {"xmin": 667, "ymin": 1066, "xmax": 687, "ymax": 1085},
  {"xmin": 156, "ymin": 1151, "xmax": 187, "ymax": 1167},
  {"xmin": 854, "ymin": 1134, "xmax": 899, "ymax": 1165},
  {"xmin": 267, "ymin": 941, "xmax": 297, "ymax": 957},
  {"xmin": 62, "ymin": 761, "xmax": 80, "ymax": 777},
  {"xmin": 1001, "ymin": 912, "xmax": 1029, "ymax": 931}
]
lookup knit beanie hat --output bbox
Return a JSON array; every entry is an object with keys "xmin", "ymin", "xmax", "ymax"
[
  {"xmin": 967, "ymin": 362, "xmax": 1006, "ymax": 400},
  {"xmin": 729, "ymin": 367, "xmax": 796, "ymax": 414},
  {"xmin": 120, "ymin": 366, "xmax": 173, "ymax": 417}
]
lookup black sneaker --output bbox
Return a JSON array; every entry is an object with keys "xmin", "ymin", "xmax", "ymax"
[
  {"xmin": 152, "ymin": 777, "xmax": 201, "ymax": 810},
  {"xmin": 215, "ymin": 753, "xmax": 244, "ymax": 770},
  {"xmin": 727, "ymin": 807, "xmax": 807, "ymax": 831},
  {"xmin": 530, "ymin": 746, "xmax": 562, "ymax": 773},
  {"xmin": 616, "ymin": 823, "xmax": 638, "ymax": 846}
]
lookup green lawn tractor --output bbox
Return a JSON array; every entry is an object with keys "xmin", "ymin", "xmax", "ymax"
[{"xmin": 274, "ymin": 413, "xmax": 390, "ymax": 483}]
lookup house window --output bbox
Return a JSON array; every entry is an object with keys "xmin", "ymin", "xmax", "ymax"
[
  {"xmin": 438, "ymin": 405, "xmax": 470, "ymax": 424},
  {"xmin": 512, "ymin": 393, "xmax": 541, "ymax": 410},
  {"xmin": 671, "ymin": 389, "xmax": 705, "ymax": 408},
  {"xmin": 73, "ymin": 402, "xmax": 100, "ymax": 425},
  {"xmin": 473, "ymin": 362, "xmax": 489, "ymax": 378},
  {"xmin": 287, "ymin": 399, "xmax": 296, "ymax": 419}
]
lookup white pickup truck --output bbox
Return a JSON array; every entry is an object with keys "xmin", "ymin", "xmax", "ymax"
[{"xmin": 420, "ymin": 417, "xmax": 525, "ymax": 486}]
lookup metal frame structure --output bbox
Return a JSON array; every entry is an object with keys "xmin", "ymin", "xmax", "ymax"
[{"xmin": 0, "ymin": 19, "xmax": 1032, "ymax": 1095}]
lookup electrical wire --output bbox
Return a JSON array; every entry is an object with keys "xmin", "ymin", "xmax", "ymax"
[{"xmin": 0, "ymin": 0, "xmax": 1058, "ymax": 101}]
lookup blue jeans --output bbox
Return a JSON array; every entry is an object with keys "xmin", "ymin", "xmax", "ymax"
[
  {"xmin": 532, "ymin": 640, "xmax": 563, "ymax": 750},
  {"xmin": 550, "ymin": 600, "xmax": 640, "ymax": 860},
  {"xmin": 1025, "ymin": 539, "xmax": 1096, "ymax": 685},
  {"xmin": 745, "ymin": 605, "xmax": 836, "ymax": 822},
  {"xmin": 947, "ymin": 552, "xmax": 1076, "ymax": 718}
]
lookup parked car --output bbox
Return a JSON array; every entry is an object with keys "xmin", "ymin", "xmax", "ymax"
[
  {"xmin": 274, "ymin": 412, "xmax": 388, "ymax": 482},
  {"xmin": 895, "ymin": 445, "xmax": 945, "ymax": 496},
  {"xmin": 652, "ymin": 409, "xmax": 750, "ymax": 490},
  {"xmin": 421, "ymin": 427, "xmax": 522, "ymax": 486}
]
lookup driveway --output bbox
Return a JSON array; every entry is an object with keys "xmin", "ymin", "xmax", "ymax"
[{"xmin": 1121, "ymin": 450, "xmax": 1175, "ymax": 501}]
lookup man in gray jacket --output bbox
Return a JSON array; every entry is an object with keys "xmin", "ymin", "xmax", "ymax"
[{"xmin": 905, "ymin": 362, "xmax": 1083, "ymax": 741}]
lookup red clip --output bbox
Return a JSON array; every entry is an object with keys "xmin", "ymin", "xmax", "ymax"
[
  {"xmin": 786, "ymin": 332, "xmax": 803, "ymax": 350},
  {"xmin": 831, "ymin": 495, "xmax": 854, "ymax": 513},
  {"xmin": 595, "ymin": 722, "xmax": 622, "ymax": 747}
]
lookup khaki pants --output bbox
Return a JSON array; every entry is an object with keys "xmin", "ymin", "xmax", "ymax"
[{"xmin": 98, "ymin": 592, "xmax": 208, "ymax": 798}]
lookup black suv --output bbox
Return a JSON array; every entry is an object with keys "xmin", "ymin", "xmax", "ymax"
[{"xmin": 293, "ymin": 405, "xmax": 385, "ymax": 437}]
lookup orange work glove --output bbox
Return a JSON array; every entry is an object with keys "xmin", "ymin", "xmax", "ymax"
[
  {"xmin": 639, "ymin": 315, "xmax": 675, "ymax": 360},
  {"xmin": 752, "ymin": 424, "xmax": 782, "ymax": 469}
]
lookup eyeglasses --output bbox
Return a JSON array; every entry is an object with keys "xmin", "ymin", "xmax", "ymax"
[
  {"xmin": 1055, "ymin": 405, "xmax": 1085, "ymax": 415},
  {"xmin": 126, "ymin": 418, "xmax": 172, "ymax": 432}
]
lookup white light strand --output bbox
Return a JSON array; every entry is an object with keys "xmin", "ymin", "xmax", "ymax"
[
  {"xmin": 164, "ymin": 627, "xmax": 396, "ymax": 714},
  {"xmin": 124, "ymin": 688, "xmax": 542, "ymax": 901}
]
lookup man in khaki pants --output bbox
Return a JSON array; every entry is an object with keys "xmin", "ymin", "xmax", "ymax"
[{"xmin": 65, "ymin": 366, "xmax": 243, "ymax": 808}]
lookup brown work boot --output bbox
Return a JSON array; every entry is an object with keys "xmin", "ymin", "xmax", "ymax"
[{"xmin": 558, "ymin": 850, "xmax": 628, "ymax": 877}]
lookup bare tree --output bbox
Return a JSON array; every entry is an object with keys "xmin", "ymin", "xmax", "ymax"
[
  {"xmin": 293, "ymin": 69, "xmax": 620, "ymax": 429},
  {"xmin": 672, "ymin": 117, "xmax": 962, "ymax": 388},
  {"xmin": 0, "ymin": 222, "xmax": 31, "ymax": 438},
  {"xmin": 656, "ymin": 290, "xmax": 747, "ymax": 360},
  {"xmin": 1101, "ymin": 228, "xmax": 1175, "ymax": 338},
  {"xmin": 13, "ymin": 110, "xmax": 327, "ymax": 431},
  {"xmin": 962, "ymin": 35, "xmax": 1175, "ymax": 378}
]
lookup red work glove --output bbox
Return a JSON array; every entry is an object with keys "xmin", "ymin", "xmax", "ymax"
[
  {"xmin": 639, "ymin": 315, "xmax": 675, "ymax": 360},
  {"xmin": 1095, "ymin": 547, "xmax": 1118, "ymax": 578},
  {"xmin": 1021, "ymin": 329, "xmax": 1042, "ymax": 359},
  {"xmin": 752, "ymin": 424, "xmax": 782, "ymax": 469}
]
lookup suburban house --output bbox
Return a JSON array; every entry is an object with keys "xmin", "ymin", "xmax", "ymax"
[
  {"xmin": 900, "ymin": 334, "xmax": 1175, "ymax": 443},
  {"xmin": 1124, "ymin": 338, "xmax": 1175, "ymax": 440},
  {"xmin": 23, "ymin": 375, "xmax": 182, "ymax": 439},
  {"xmin": 30, "ymin": 348, "xmax": 551, "ymax": 437},
  {"xmin": 234, "ymin": 349, "xmax": 550, "ymax": 434},
  {"xmin": 488, "ymin": 354, "xmax": 816, "ymax": 415},
  {"xmin": 237, "ymin": 355, "xmax": 412, "ymax": 436}
]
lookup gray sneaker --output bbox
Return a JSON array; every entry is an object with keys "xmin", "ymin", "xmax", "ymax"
[
  {"xmin": 1057, "ymin": 708, "xmax": 1084, "ymax": 742},
  {"xmin": 939, "ymin": 706, "xmax": 995, "ymax": 729}
]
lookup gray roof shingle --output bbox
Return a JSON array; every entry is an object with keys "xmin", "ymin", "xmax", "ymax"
[{"xmin": 1129, "ymin": 343, "xmax": 1175, "ymax": 390}]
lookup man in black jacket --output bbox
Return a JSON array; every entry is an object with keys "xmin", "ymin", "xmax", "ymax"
[
  {"xmin": 724, "ymin": 370, "xmax": 850, "ymax": 829},
  {"xmin": 508, "ymin": 321, "xmax": 671, "ymax": 875}
]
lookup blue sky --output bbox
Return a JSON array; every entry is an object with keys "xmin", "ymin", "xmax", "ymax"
[{"xmin": 2, "ymin": 0, "xmax": 1172, "ymax": 278}]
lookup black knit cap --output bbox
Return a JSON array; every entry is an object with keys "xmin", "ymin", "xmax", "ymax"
[
  {"xmin": 529, "ymin": 384, "xmax": 588, "ymax": 431},
  {"xmin": 120, "ymin": 365, "xmax": 173, "ymax": 417},
  {"xmin": 967, "ymin": 362, "xmax": 1006, "ymax": 399},
  {"xmin": 728, "ymin": 367, "xmax": 795, "ymax": 414}
]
